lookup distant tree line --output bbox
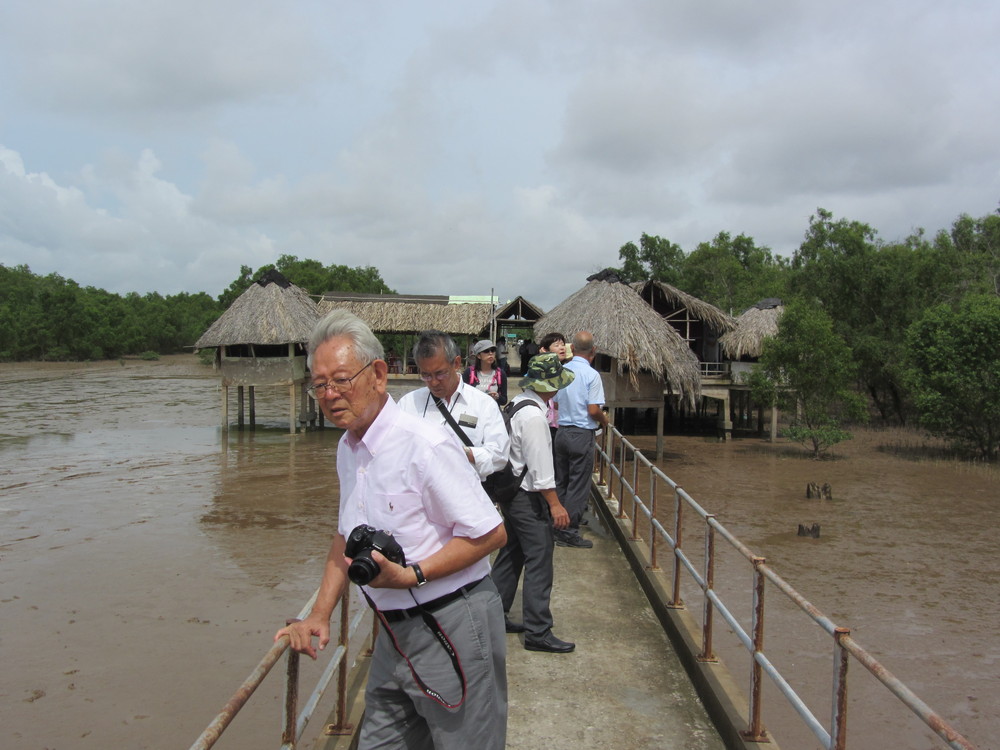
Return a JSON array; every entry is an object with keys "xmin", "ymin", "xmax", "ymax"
[
  {"xmin": 0, "ymin": 255, "xmax": 393, "ymax": 362},
  {"xmin": 616, "ymin": 206, "xmax": 1000, "ymax": 459}
]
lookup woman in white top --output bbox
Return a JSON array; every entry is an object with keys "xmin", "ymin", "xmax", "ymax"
[{"xmin": 463, "ymin": 339, "xmax": 508, "ymax": 405}]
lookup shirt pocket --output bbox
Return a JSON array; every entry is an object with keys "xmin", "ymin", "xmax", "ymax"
[{"xmin": 365, "ymin": 492, "xmax": 427, "ymax": 555}]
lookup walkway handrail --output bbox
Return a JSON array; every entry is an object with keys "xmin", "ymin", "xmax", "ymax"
[
  {"xmin": 596, "ymin": 426, "xmax": 978, "ymax": 750},
  {"xmin": 189, "ymin": 586, "xmax": 374, "ymax": 750}
]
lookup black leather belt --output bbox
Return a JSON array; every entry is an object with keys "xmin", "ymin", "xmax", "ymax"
[{"xmin": 380, "ymin": 577, "xmax": 488, "ymax": 623}]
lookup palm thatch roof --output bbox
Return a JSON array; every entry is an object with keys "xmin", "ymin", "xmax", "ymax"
[
  {"xmin": 534, "ymin": 270, "xmax": 701, "ymax": 406},
  {"xmin": 494, "ymin": 296, "xmax": 544, "ymax": 323},
  {"xmin": 632, "ymin": 280, "xmax": 736, "ymax": 334},
  {"xmin": 195, "ymin": 270, "xmax": 320, "ymax": 348},
  {"xmin": 719, "ymin": 298, "xmax": 784, "ymax": 359},
  {"xmin": 316, "ymin": 297, "xmax": 494, "ymax": 336}
]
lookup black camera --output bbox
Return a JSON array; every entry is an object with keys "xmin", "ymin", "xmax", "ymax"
[{"xmin": 344, "ymin": 524, "xmax": 406, "ymax": 585}]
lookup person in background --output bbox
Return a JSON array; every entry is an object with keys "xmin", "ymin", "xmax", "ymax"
[
  {"xmin": 537, "ymin": 332, "xmax": 567, "ymax": 444},
  {"xmin": 275, "ymin": 310, "xmax": 508, "ymax": 749},
  {"xmin": 552, "ymin": 331, "xmax": 609, "ymax": 549},
  {"xmin": 398, "ymin": 330, "xmax": 510, "ymax": 482},
  {"xmin": 493, "ymin": 353, "xmax": 576, "ymax": 653},
  {"xmin": 463, "ymin": 339, "xmax": 508, "ymax": 406},
  {"xmin": 518, "ymin": 338, "xmax": 539, "ymax": 375},
  {"xmin": 495, "ymin": 336, "xmax": 510, "ymax": 375}
]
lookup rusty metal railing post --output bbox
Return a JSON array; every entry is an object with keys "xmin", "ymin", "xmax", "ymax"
[
  {"xmin": 667, "ymin": 487, "xmax": 684, "ymax": 608},
  {"xmin": 742, "ymin": 556, "xmax": 770, "ymax": 742},
  {"xmin": 648, "ymin": 468, "xmax": 659, "ymax": 569},
  {"xmin": 831, "ymin": 627, "xmax": 851, "ymax": 750},
  {"xmin": 596, "ymin": 428, "xmax": 607, "ymax": 487},
  {"xmin": 698, "ymin": 517, "xmax": 718, "ymax": 662},
  {"xmin": 626, "ymin": 445, "xmax": 638, "ymax": 538},
  {"xmin": 282, "ymin": 619, "xmax": 300, "ymax": 747},
  {"xmin": 325, "ymin": 589, "xmax": 355, "ymax": 736}
]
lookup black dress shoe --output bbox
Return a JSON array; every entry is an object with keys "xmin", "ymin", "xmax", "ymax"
[
  {"xmin": 505, "ymin": 618, "xmax": 526, "ymax": 633},
  {"xmin": 524, "ymin": 633, "xmax": 575, "ymax": 653},
  {"xmin": 554, "ymin": 532, "xmax": 593, "ymax": 549}
]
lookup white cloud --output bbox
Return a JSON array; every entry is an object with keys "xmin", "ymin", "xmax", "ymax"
[{"xmin": 0, "ymin": 0, "xmax": 998, "ymax": 311}]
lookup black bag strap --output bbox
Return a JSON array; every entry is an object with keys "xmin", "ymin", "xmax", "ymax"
[
  {"xmin": 361, "ymin": 588, "xmax": 467, "ymax": 708},
  {"xmin": 505, "ymin": 399, "xmax": 541, "ymax": 419},
  {"xmin": 432, "ymin": 395, "xmax": 475, "ymax": 447}
]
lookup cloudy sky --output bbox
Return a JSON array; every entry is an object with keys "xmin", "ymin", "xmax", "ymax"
[{"xmin": 1, "ymin": 1, "xmax": 997, "ymax": 310}]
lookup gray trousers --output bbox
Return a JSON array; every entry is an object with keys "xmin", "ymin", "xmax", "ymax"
[
  {"xmin": 359, "ymin": 578, "xmax": 507, "ymax": 750},
  {"xmin": 492, "ymin": 490, "xmax": 555, "ymax": 638},
  {"xmin": 554, "ymin": 425, "xmax": 596, "ymax": 531}
]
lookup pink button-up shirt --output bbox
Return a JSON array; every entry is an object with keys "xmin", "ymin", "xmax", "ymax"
[{"xmin": 336, "ymin": 396, "xmax": 502, "ymax": 610}]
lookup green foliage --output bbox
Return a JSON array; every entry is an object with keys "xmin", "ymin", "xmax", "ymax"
[
  {"xmin": 139, "ymin": 351, "xmax": 161, "ymax": 361},
  {"xmin": 616, "ymin": 233, "xmax": 685, "ymax": 285},
  {"xmin": 750, "ymin": 300, "xmax": 865, "ymax": 457},
  {"xmin": 273, "ymin": 254, "xmax": 394, "ymax": 297},
  {"xmin": 782, "ymin": 421, "xmax": 853, "ymax": 458},
  {"xmin": 683, "ymin": 231, "xmax": 789, "ymax": 314},
  {"xmin": 0, "ymin": 255, "xmax": 395, "ymax": 362},
  {"xmin": 903, "ymin": 294, "xmax": 1000, "ymax": 460},
  {"xmin": 217, "ymin": 265, "xmax": 255, "ymax": 309},
  {"xmin": 789, "ymin": 208, "xmax": 958, "ymax": 424}
]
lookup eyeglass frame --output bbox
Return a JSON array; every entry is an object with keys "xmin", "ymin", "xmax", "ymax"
[
  {"xmin": 418, "ymin": 365, "xmax": 457, "ymax": 383},
  {"xmin": 306, "ymin": 360, "xmax": 374, "ymax": 397}
]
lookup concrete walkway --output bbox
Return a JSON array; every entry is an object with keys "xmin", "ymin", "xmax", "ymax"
[{"xmin": 502, "ymin": 508, "xmax": 726, "ymax": 750}]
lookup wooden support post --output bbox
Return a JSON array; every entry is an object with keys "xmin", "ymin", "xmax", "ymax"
[
  {"xmin": 222, "ymin": 384, "xmax": 229, "ymax": 430},
  {"xmin": 656, "ymin": 404, "xmax": 664, "ymax": 462},
  {"xmin": 237, "ymin": 386, "xmax": 245, "ymax": 430},
  {"xmin": 249, "ymin": 386, "xmax": 256, "ymax": 429},
  {"xmin": 289, "ymin": 384, "xmax": 296, "ymax": 435}
]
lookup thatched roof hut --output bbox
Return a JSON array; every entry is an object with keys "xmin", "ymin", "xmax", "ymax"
[
  {"xmin": 534, "ymin": 270, "xmax": 701, "ymax": 407},
  {"xmin": 195, "ymin": 270, "xmax": 319, "ymax": 349},
  {"xmin": 194, "ymin": 270, "xmax": 322, "ymax": 434},
  {"xmin": 719, "ymin": 298, "xmax": 784, "ymax": 360},
  {"xmin": 632, "ymin": 280, "xmax": 736, "ymax": 335},
  {"xmin": 317, "ymin": 292, "xmax": 493, "ymax": 336},
  {"xmin": 494, "ymin": 296, "xmax": 544, "ymax": 325}
]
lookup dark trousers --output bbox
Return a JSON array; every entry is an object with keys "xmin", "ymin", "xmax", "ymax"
[
  {"xmin": 492, "ymin": 490, "xmax": 555, "ymax": 639},
  {"xmin": 554, "ymin": 425, "xmax": 595, "ymax": 531}
]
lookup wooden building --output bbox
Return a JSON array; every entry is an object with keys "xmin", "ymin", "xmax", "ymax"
[
  {"xmin": 533, "ymin": 270, "xmax": 701, "ymax": 458},
  {"xmin": 632, "ymin": 280, "xmax": 736, "ymax": 374},
  {"xmin": 195, "ymin": 270, "xmax": 320, "ymax": 433},
  {"xmin": 719, "ymin": 298, "xmax": 785, "ymax": 438},
  {"xmin": 317, "ymin": 292, "xmax": 495, "ymax": 373}
]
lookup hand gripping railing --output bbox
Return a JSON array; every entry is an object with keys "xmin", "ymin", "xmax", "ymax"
[
  {"xmin": 189, "ymin": 586, "xmax": 376, "ymax": 750},
  {"xmin": 596, "ymin": 427, "xmax": 978, "ymax": 750}
]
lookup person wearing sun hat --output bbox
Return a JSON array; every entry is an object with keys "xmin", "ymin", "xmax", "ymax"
[
  {"xmin": 492, "ymin": 353, "xmax": 578, "ymax": 653},
  {"xmin": 463, "ymin": 339, "xmax": 508, "ymax": 405}
]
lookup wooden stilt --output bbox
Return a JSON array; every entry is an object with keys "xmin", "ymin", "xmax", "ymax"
[
  {"xmin": 656, "ymin": 404, "xmax": 664, "ymax": 462},
  {"xmin": 237, "ymin": 386, "xmax": 245, "ymax": 430},
  {"xmin": 222, "ymin": 384, "xmax": 229, "ymax": 431},
  {"xmin": 249, "ymin": 386, "xmax": 256, "ymax": 429}
]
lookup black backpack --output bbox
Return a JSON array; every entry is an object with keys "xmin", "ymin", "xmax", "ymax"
[{"xmin": 481, "ymin": 399, "xmax": 542, "ymax": 505}]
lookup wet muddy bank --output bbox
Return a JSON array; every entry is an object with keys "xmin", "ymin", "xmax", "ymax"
[{"xmin": 0, "ymin": 356, "xmax": 995, "ymax": 749}]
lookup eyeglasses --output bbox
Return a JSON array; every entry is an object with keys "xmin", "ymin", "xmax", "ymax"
[
  {"xmin": 480, "ymin": 348, "xmax": 497, "ymax": 354},
  {"xmin": 419, "ymin": 367, "xmax": 455, "ymax": 383},
  {"xmin": 306, "ymin": 361, "xmax": 373, "ymax": 397}
]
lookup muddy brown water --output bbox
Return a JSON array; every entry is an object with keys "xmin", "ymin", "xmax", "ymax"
[{"xmin": 1, "ymin": 356, "xmax": 996, "ymax": 749}]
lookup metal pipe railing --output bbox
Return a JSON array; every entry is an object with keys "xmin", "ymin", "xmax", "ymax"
[
  {"xmin": 594, "ymin": 426, "xmax": 978, "ymax": 750},
  {"xmin": 189, "ymin": 587, "xmax": 371, "ymax": 750}
]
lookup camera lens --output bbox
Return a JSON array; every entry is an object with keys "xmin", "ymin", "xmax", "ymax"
[{"xmin": 347, "ymin": 551, "xmax": 381, "ymax": 586}]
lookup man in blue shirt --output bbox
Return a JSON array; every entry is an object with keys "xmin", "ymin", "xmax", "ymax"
[{"xmin": 553, "ymin": 331, "xmax": 609, "ymax": 548}]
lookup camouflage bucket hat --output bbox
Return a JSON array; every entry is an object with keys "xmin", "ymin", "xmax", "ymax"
[{"xmin": 518, "ymin": 353, "xmax": 575, "ymax": 393}]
